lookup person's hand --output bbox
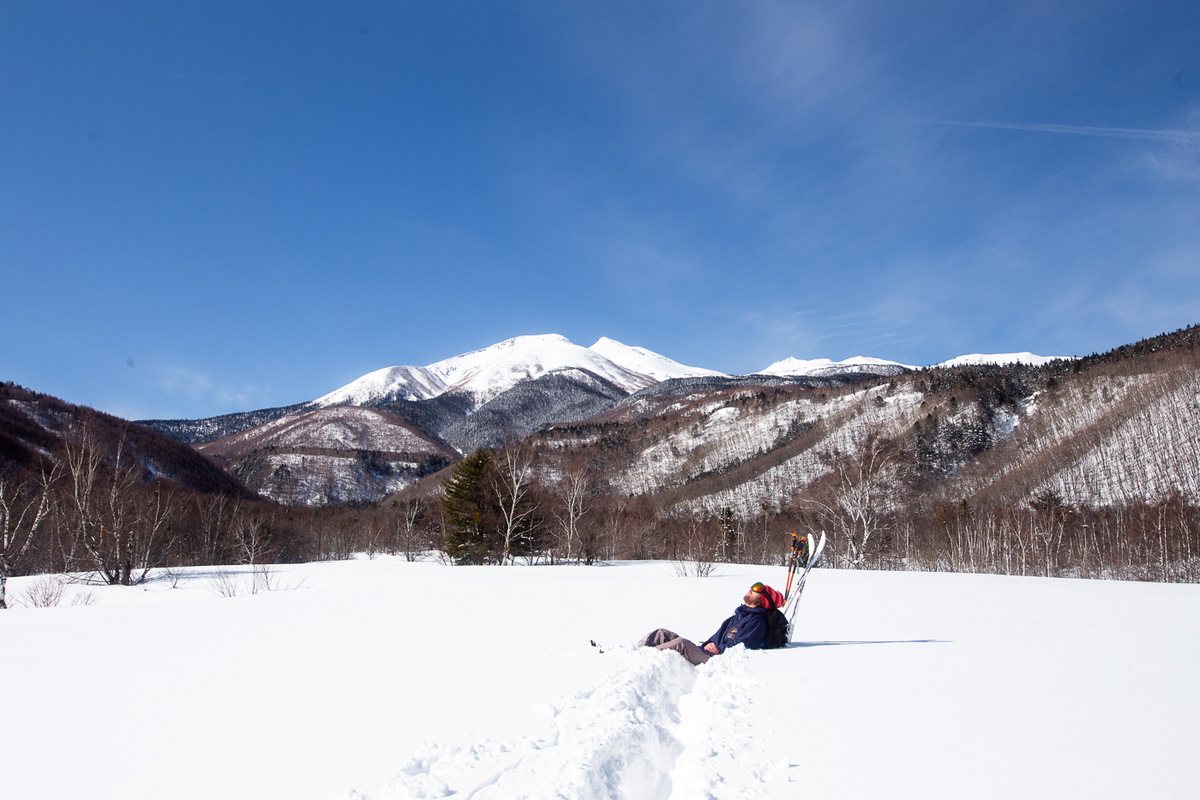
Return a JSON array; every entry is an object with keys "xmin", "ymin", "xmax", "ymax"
[{"xmin": 704, "ymin": 642, "xmax": 719, "ymax": 655}]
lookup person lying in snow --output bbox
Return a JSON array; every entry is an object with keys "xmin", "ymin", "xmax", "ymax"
[{"xmin": 638, "ymin": 581, "xmax": 785, "ymax": 665}]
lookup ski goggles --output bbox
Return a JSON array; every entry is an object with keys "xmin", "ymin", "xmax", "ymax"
[{"xmin": 749, "ymin": 582, "xmax": 766, "ymax": 594}]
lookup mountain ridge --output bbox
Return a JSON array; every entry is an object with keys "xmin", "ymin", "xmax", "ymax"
[
  {"xmin": 312, "ymin": 334, "xmax": 723, "ymax": 408},
  {"xmin": 140, "ymin": 333, "xmax": 1067, "ymax": 442},
  {"xmin": 312, "ymin": 333, "xmax": 1065, "ymax": 409}
]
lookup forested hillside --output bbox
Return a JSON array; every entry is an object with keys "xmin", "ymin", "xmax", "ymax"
[{"xmin": 406, "ymin": 325, "xmax": 1199, "ymax": 581}]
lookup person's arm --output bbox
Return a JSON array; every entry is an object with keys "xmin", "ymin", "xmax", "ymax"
[{"xmin": 703, "ymin": 614, "xmax": 736, "ymax": 654}]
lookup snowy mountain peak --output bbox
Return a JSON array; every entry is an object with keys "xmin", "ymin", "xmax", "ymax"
[
  {"xmin": 314, "ymin": 334, "xmax": 720, "ymax": 409},
  {"xmin": 427, "ymin": 334, "xmax": 642, "ymax": 402}
]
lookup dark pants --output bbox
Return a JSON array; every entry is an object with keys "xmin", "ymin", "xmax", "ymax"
[{"xmin": 638, "ymin": 627, "xmax": 711, "ymax": 665}]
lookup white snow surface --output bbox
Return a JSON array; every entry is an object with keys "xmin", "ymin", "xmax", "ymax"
[
  {"xmin": 315, "ymin": 335, "xmax": 724, "ymax": 408},
  {"xmin": 3, "ymin": 559, "xmax": 1197, "ymax": 800}
]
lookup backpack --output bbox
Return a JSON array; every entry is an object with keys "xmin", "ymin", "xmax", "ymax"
[{"xmin": 763, "ymin": 608, "xmax": 790, "ymax": 649}]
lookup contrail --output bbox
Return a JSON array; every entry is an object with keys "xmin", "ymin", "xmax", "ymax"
[{"xmin": 917, "ymin": 119, "xmax": 1200, "ymax": 143}]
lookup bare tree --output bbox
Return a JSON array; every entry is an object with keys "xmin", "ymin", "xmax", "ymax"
[
  {"xmin": 232, "ymin": 513, "xmax": 270, "ymax": 567},
  {"xmin": 360, "ymin": 513, "xmax": 387, "ymax": 559},
  {"xmin": 596, "ymin": 494, "xmax": 629, "ymax": 562},
  {"xmin": 57, "ymin": 424, "xmax": 175, "ymax": 586},
  {"xmin": 805, "ymin": 434, "xmax": 899, "ymax": 567},
  {"xmin": 194, "ymin": 494, "xmax": 241, "ymax": 565},
  {"xmin": 552, "ymin": 465, "xmax": 589, "ymax": 564},
  {"xmin": 394, "ymin": 498, "xmax": 427, "ymax": 561},
  {"xmin": 672, "ymin": 513, "xmax": 718, "ymax": 577},
  {"xmin": 491, "ymin": 443, "xmax": 540, "ymax": 564},
  {"xmin": 0, "ymin": 466, "xmax": 58, "ymax": 609},
  {"xmin": 232, "ymin": 512, "xmax": 274, "ymax": 592}
]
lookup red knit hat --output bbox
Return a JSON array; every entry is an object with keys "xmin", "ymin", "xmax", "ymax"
[{"xmin": 750, "ymin": 582, "xmax": 784, "ymax": 610}]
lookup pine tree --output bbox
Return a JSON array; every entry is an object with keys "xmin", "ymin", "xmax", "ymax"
[{"xmin": 440, "ymin": 450, "xmax": 501, "ymax": 564}]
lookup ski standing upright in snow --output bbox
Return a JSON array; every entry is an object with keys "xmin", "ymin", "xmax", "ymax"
[{"xmin": 781, "ymin": 531, "xmax": 826, "ymax": 642}]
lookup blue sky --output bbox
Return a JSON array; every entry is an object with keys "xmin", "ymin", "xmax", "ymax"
[{"xmin": 3, "ymin": 1, "xmax": 1198, "ymax": 420}]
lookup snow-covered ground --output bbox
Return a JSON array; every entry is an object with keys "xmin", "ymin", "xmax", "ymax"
[{"xmin": 2, "ymin": 559, "xmax": 1196, "ymax": 799}]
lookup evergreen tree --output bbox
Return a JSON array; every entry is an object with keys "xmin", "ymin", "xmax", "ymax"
[{"xmin": 440, "ymin": 450, "xmax": 501, "ymax": 564}]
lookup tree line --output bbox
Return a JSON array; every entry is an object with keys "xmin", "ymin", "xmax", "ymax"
[{"xmin": 4, "ymin": 423, "xmax": 1197, "ymax": 609}]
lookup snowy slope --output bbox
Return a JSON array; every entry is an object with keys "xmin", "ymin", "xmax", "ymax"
[
  {"xmin": 2, "ymin": 559, "xmax": 1196, "ymax": 800},
  {"xmin": 198, "ymin": 406, "xmax": 449, "ymax": 458},
  {"xmin": 196, "ymin": 407, "xmax": 456, "ymax": 505},
  {"xmin": 948, "ymin": 362, "xmax": 1200, "ymax": 505},
  {"xmin": 589, "ymin": 336, "xmax": 724, "ymax": 384},
  {"xmin": 315, "ymin": 365, "xmax": 448, "ymax": 406},
  {"xmin": 314, "ymin": 334, "xmax": 722, "ymax": 408},
  {"xmin": 607, "ymin": 381, "xmax": 928, "ymax": 515}
]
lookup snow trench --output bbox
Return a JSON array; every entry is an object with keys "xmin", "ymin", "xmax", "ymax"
[{"xmin": 348, "ymin": 646, "xmax": 775, "ymax": 800}]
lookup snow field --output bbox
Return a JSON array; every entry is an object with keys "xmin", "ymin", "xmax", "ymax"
[
  {"xmin": 770, "ymin": 570, "xmax": 1200, "ymax": 799},
  {"xmin": 2, "ymin": 559, "xmax": 1198, "ymax": 800}
]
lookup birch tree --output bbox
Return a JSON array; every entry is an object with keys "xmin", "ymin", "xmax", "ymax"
[
  {"xmin": 0, "ymin": 466, "xmax": 58, "ymax": 609},
  {"xmin": 553, "ymin": 464, "xmax": 589, "ymax": 564},
  {"xmin": 492, "ymin": 443, "xmax": 540, "ymax": 564},
  {"xmin": 394, "ymin": 498, "xmax": 427, "ymax": 561},
  {"xmin": 58, "ymin": 424, "xmax": 175, "ymax": 585}
]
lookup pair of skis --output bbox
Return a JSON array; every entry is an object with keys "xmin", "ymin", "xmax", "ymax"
[{"xmin": 781, "ymin": 531, "xmax": 826, "ymax": 642}]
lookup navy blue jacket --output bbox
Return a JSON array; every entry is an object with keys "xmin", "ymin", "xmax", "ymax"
[{"xmin": 703, "ymin": 605, "xmax": 771, "ymax": 654}]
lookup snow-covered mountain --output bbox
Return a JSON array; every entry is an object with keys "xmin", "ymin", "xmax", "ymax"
[
  {"xmin": 315, "ymin": 334, "xmax": 723, "ymax": 408},
  {"xmin": 933, "ymin": 352, "xmax": 1068, "ymax": 368},
  {"xmin": 758, "ymin": 352, "xmax": 1073, "ymax": 377},
  {"xmin": 757, "ymin": 355, "xmax": 913, "ymax": 377},
  {"xmin": 314, "ymin": 334, "xmax": 1070, "ymax": 411}
]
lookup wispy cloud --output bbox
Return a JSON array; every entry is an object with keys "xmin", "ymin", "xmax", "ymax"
[
  {"xmin": 156, "ymin": 365, "xmax": 260, "ymax": 413},
  {"xmin": 916, "ymin": 119, "xmax": 1200, "ymax": 144}
]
